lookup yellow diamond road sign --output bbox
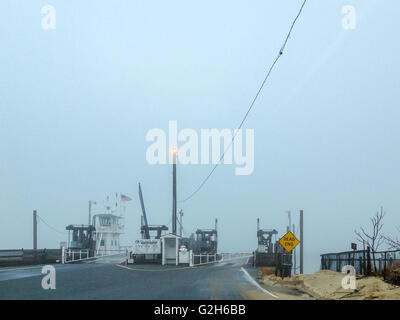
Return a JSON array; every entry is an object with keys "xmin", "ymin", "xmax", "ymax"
[{"xmin": 279, "ymin": 231, "xmax": 300, "ymax": 253}]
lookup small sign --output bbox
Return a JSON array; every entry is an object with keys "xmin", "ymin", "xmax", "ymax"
[
  {"xmin": 351, "ymin": 243, "xmax": 357, "ymax": 250},
  {"xmin": 133, "ymin": 239, "xmax": 161, "ymax": 254},
  {"xmin": 279, "ymin": 231, "xmax": 300, "ymax": 253}
]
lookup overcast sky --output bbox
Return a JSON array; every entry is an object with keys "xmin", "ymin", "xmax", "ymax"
[{"xmin": 0, "ymin": 0, "xmax": 399, "ymax": 272}]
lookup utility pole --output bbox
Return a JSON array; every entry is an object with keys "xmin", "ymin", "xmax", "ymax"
[
  {"xmin": 89, "ymin": 200, "xmax": 97, "ymax": 226},
  {"xmin": 33, "ymin": 210, "xmax": 37, "ymax": 250},
  {"xmin": 179, "ymin": 210, "xmax": 183, "ymax": 236},
  {"xmin": 300, "ymin": 209, "xmax": 304, "ymax": 274},
  {"xmin": 293, "ymin": 223, "xmax": 296, "ymax": 274},
  {"xmin": 172, "ymin": 148, "xmax": 177, "ymax": 235},
  {"xmin": 215, "ymin": 218, "xmax": 218, "ymax": 244},
  {"xmin": 284, "ymin": 210, "xmax": 291, "ymax": 232},
  {"xmin": 89, "ymin": 201, "xmax": 92, "ymax": 226}
]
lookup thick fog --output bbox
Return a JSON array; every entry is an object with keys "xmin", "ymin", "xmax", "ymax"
[{"xmin": 1, "ymin": 0, "xmax": 399, "ymax": 273}]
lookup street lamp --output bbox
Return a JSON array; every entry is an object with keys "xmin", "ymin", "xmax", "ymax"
[
  {"xmin": 284, "ymin": 210, "xmax": 291, "ymax": 232},
  {"xmin": 89, "ymin": 200, "xmax": 97, "ymax": 226},
  {"xmin": 284, "ymin": 210, "xmax": 295, "ymax": 274},
  {"xmin": 172, "ymin": 148, "xmax": 178, "ymax": 234}
]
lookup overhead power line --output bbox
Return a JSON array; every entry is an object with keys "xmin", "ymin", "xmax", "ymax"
[
  {"xmin": 179, "ymin": 0, "xmax": 308, "ymax": 203},
  {"xmin": 37, "ymin": 215, "xmax": 67, "ymax": 235}
]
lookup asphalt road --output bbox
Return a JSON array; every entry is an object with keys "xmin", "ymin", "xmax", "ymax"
[{"xmin": 0, "ymin": 256, "xmax": 274, "ymax": 300}]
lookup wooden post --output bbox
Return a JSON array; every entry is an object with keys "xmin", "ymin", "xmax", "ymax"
[
  {"xmin": 33, "ymin": 210, "xmax": 37, "ymax": 250},
  {"xmin": 367, "ymin": 246, "xmax": 371, "ymax": 275},
  {"xmin": 300, "ymin": 209, "xmax": 304, "ymax": 274},
  {"xmin": 384, "ymin": 252, "xmax": 387, "ymax": 280},
  {"xmin": 293, "ymin": 224, "xmax": 296, "ymax": 274}
]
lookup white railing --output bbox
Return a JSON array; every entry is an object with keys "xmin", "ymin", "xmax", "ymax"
[
  {"xmin": 62, "ymin": 247, "xmax": 129, "ymax": 264},
  {"xmin": 189, "ymin": 251, "xmax": 253, "ymax": 267},
  {"xmin": 190, "ymin": 252, "xmax": 219, "ymax": 266},
  {"xmin": 219, "ymin": 253, "xmax": 253, "ymax": 262}
]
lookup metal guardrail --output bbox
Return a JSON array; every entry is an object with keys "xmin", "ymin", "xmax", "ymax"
[
  {"xmin": 0, "ymin": 250, "xmax": 24, "ymax": 263},
  {"xmin": 0, "ymin": 249, "xmax": 62, "ymax": 266}
]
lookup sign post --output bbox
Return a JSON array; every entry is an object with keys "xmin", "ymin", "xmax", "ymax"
[{"xmin": 278, "ymin": 231, "xmax": 300, "ymax": 278}]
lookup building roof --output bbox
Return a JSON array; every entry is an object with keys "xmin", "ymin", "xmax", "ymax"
[{"xmin": 93, "ymin": 213, "xmax": 122, "ymax": 219}]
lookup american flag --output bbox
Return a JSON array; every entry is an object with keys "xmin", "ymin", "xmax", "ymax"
[{"xmin": 121, "ymin": 194, "xmax": 132, "ymax": 201}]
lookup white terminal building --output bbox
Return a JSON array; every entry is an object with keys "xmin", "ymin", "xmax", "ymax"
[{"xmin": 92, "ymin": 213, "xmax": 124, "ymax": 255}]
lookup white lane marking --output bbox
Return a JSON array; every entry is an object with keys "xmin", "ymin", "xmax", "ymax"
[{"xmin": 240, "ymin": 267, "xmax": 279, "ymax": 299}]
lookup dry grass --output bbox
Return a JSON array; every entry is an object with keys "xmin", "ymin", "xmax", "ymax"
[
  {"xmin": 261, "ymin": 270, "xmax": 400, "ymax": 300},
  {"xmin": 259, "ymin": 267, "xmax": 275, "ymax": 276},
  {"xmin": 384, "ymin": 263, "xmax": 400, "ymax": 284}
]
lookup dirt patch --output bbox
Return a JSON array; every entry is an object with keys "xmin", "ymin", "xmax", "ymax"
[
  {"xmin": 261, "ymin": 270, "xmax": 400, "ymax": 300},
  {"xmin": 259, "ymin": 267, "xmax": 275, "ymax": 276}
]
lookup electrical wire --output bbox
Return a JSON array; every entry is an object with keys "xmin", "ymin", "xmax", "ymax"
[
  {"xmin": 179, "ymin": 0, "xmax": 308, "ymax": 203},
  {"xmin": 37, "ymin": 215, "xmax": 67, "ymax": 235}
]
